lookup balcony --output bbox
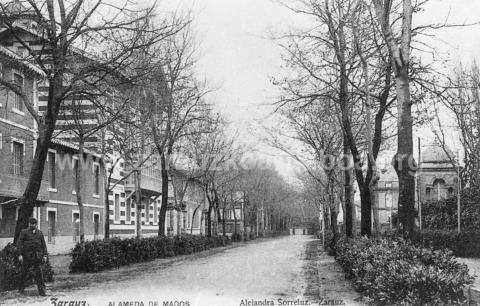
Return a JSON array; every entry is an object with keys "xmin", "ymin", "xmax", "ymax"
[
  {"xmin": 124, "ymin": 168, "xmax": 162, "ymax": 195},
  {"xmin": 0, "ymin": 172, "xmax": 49, "ymax": 202}
]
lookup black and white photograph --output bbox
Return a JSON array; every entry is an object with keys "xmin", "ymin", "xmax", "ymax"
[{"xmin": 0, "ymin": 0, "xmax": 479, "ymax": 305}]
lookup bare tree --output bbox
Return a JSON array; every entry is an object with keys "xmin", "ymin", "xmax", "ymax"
[
  {"xmin": 428, "ymin": 63, "xmax": 480, "ymax": 187},
  {"xmin": 273, "ymin": 0, "xmax": 395, "ymax": 237},
  {"xmin": 0, "ymin": 0, "xmax": 185, "ymax": 242},
  {"xmin": 140, "ymin": 24, "xmax": 212, "ymax": 236},
  {"xmin": 264, "ymin": 101, "xmax": 344, "ymax": 242},
  {"xmin": 184, "ymin": 116, "xmax": 238, "ymax": 237},
  {"xmin": 372, "ymin": 0, "xmax": 416, "ymax": 236}
]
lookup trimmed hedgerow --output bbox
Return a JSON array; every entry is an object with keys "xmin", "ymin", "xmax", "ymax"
[
  {"xmin": 69, "ymin": 234, "xmax": 231, "ymax": 273},
  {"xmin": 335, "ymin": 236, "xmax": 474, "ymax": 305},
  {"xmin": 0, "ymin": 243, "xmax": 54, "ymax": 292},
  {"xmin": 412, "ymin": 230, "xmax": 480, "ymax": 258}
]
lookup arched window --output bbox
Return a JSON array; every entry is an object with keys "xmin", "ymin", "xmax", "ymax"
[
  {"xmin": 426, "ymin": 187, "xmax": 431, "ymax": 200},
  {"xmin": 433, "ymin": 179, "xmax": 447, "ymax": 201}
]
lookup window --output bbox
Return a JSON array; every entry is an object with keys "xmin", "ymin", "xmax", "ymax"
[
  {"xmin": 93, "ymin": 164, "xmax": 100, "ymax": 195},
  {"xmin": 48, "ymin": 152, "xmax": 56, "ymax": 188},
  {"xmin": 126, "ymin": 199, "xmax": 131, "ymax": 222},
  {"xmin": 73, "ymin": 212, "xmax": 80, "ymax": 242},
  {"xmin": 433, "ymin": 179, "xmax": 447, "ymax": 201},
  {"xmin": 235, "ymin": 209, "xmax": 242, "ymax": 219},
  {"xmin": 73, "ymin": 157, "xmax": 79, "ymax": 182},
  {"xmin": 47, "ymin": 210, "xmax": 56, "ymax": 244},
  {"xmin": 12, "ymin": 141, "xmax": 24, "ymax": 175},
  {"xmin": 93, "ymin": 213, "xmax": 100, "ymax": 237},
  {"xmin": 426, "ymin": 187, "xmax": 431, "ymax": 200},
  {"xmin": 13, "ymin": 73, "xmax": 24, "ymax": 111},
  {"xmin": 114, "ymin": 194, "xmax": 120, "ymax": 222}
]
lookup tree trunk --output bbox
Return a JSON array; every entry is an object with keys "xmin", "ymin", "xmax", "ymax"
[
  {"xmin": 101, "ymin": 130, "xmax": 110, "ymax": 240},
  {"xmin": 372, "ymin": 0, "xmax": 414, "ymax": 238},
  {"xmin": 213, "ymin": 192, "xmax": 221, "ymax": 236},
  {"xmin": 158, "ymin": 153, "xmax": 168, "ymax": 236},
  {"xmin": 360, "ymin": 186, "xmax": 372, "ymax": 236},
  {"xmin": 329, "ymin": 186, "xmax": 338, "ymax": 253},
  {"xmin": 242, "ymin": 200, "xmax": 247, "ymax": 240},
  {"xmin": 75, "ymin": 139, "xmax": 85, "ymax": 243},
  {"xmin": 104, "ymin": 182, "xmax": 110, "ymax": 240},
  {"xmin": 343, "ymin": 137, "xmax": 354, "ymax": 237},
  {"xmin": 221, "ymin": 206, "xmax": 226, "ymax": 237},
  {"xmin": 232, "ymin": 207, "xmax": 238, "ymax": 236},
  {"xmin": 207, "ymin": 204, "xmax": 213, "ymax": 237},
  {"xmin": 14, "ymin": 123, "xmax": 56, "ymax": 243},
  {"xmin": 200, "ymin": 210, "xmax": 204, "ymax": 235},
  {"xmin": 394, "ymin": 69, "xmax": 415, "ymax": 237},
  {"xmin": 191, "ymin": 205, "xmax": 200, "ymax": 234},
  {"xmin": 372, "ymin": 183, "xmax": 380, "ymax": 235},
  {"xmin": 135, "ymin": 169, "xmax": 142, "ymax": 238},
  {"xmin": 13, "ymin": 60, "xmax": 65, "ymax": 243}
]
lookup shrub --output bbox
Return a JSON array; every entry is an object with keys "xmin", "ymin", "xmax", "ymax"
[
  {"xmin": 0, "ymin": 243, "xmax": 54, "ymax": 292},
  {"xmin": 69, "ymin": 234, "xmax": 231, "ymax": 273},
  {"xmin": 231, "ymin": 233, "xmax": 243, "ymax": 242},
  {"xmin": 335, "ymin": 236, "xmax": 474, "ymax": 305},
  {"xmin": 422, "ymin": 187, "xmax": 480, "ymax": 231},
  {"xmin": 412, "ymin": 230, "xmax": 480, "ymax": 258}
]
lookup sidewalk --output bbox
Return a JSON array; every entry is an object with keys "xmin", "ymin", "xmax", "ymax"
[{"xmin": 303, "ymin": 240, "xmax": 364, "ymax": 305}]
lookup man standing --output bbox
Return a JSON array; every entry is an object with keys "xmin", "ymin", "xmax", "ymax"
[{"xmin": 17, "ymin": 217, "xmax": 47, "ymax": 296}]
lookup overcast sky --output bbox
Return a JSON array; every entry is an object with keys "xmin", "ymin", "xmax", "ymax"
[{"xmin": 160, "ymin": 0, "xmax": 480, "ymax": 176}]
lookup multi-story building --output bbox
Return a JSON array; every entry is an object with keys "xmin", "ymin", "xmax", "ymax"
[
  {"xmin": 109, "ymin": 161, "xmax": 163, "ymax": 237},
  {"xmin": 0, "ymin": 43, "xmax": 50, "ymax": 246},
  {"xmin": 0, "ymin": 0, "xmax": 210, "ymax": 254},
  {"xmin": 0, "ymin": 48, "xmax": 105, "ymax": 253},
  {"xmin": 44, "ymin": 140, "xmax": 105, "ymax": 254}
]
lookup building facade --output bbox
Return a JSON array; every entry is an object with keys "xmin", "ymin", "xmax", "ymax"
[
  {"xmin": 371, "ymin": 143, "xmax": 459, "ymax": 228},
  {"xmin": 0, "ymin": 0, "xmax": 210, "ymax": 255}
]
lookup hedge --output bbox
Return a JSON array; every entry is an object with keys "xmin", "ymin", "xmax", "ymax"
[
  {"xmin": 0, "ymin": 243, "xmax": 54, "ymax": 292},
  {"xmin": 69, "ymin": 234, "xmax": 231, "ymax": 273},
  {"xmin": 412, "ymin": 230, "xmax": 480, "ymax": 258},
  {"xmin": 422, "ymin": 187, "xmax": 480, "ymax": 231},
  {"xmin": 335, "ymin": 236, "xmax": 474, "ymax": 305}
]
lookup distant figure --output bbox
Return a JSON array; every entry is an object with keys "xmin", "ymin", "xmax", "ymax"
[{"xmin": 17, "ymin": 217, "xmax": 47, "ymax": 296}]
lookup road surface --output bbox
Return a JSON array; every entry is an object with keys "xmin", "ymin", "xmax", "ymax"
[
  {"xmin": 3, "ymin": 235, "xmax": 357, "ymax": 306},
  {"xmin": 0, "ymin": 235, "xmax": 364, "ymax": 306}
]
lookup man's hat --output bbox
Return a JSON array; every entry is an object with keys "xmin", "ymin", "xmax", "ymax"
[{"xmin": 28, "ymin": 217, "xmax": 38, "ymax": 224}]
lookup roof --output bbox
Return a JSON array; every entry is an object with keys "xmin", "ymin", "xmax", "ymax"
[
  {"xmin": 0, "ymin": 45, "xmax": 44, "ymax": 76},
  {"xmin": 421, "ymin": 143, "xmax": 455, "ymax": 164},
  {"xmin": 50, "ymin": 139, "xmax": 103, "ymax": 160}
]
